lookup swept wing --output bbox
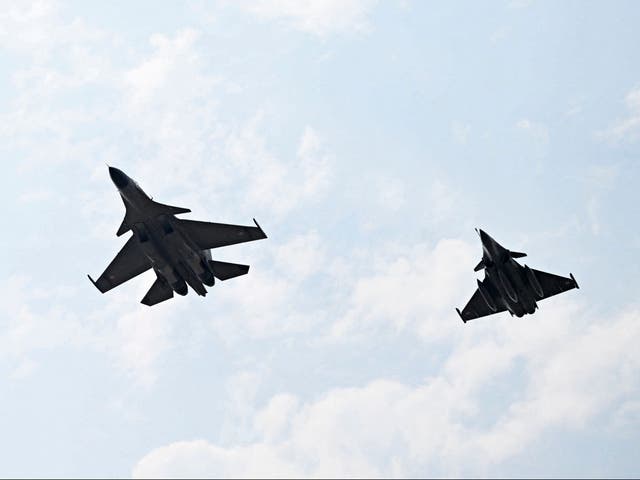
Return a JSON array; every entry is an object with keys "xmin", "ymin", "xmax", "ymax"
[
  {"xmin": 178, "ymin": 218, "xmax": 267, "ymax": 250},
  {"xmin": 88, "ymin": 236, "xmax": 151, "ymax": 293},
  {"xmin": 457, "ymin": 284, "xmax": 507, "ymax": 322},
  {"xmin": 531, "ymin": 269, "xmax": 579, "ymax": 299}
]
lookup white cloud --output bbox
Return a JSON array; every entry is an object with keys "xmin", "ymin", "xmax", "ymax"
[
  {"xmin": 124, "ymin": 28, "xmax": 208, "ymax": 108},
  {"xmin": 274, "ymin": 231, "xmax": 326, "ymax": 280},
  {"xmin": 237, "ymin": 0, "xmax": 378, "ymax": 37},
  {"xmin": 508, "ymin": 0, "xmax": 534, "ymax": 8},
  {"xmin": 1, "ymin": 11, "xmax": 336, "ymax": 240},
  {"xmin": 627, "ymin": 87, "xmax": 640, "ymax": 110},
  {"xmin": 98, "ymin": 280, "xmax": 192, "ymax": 387},
  {"xmin": 254, "ymin": 394, "xmax": 300, "ymax": 442},
  {"xmin": 133, "ymin": 303, "xmax": 640, "ymax": 477},
  {"xmin": 117, "ymin": 29, "xmax": 229, "ymax": 197},
  {"xmin": 211, "ymin": 270, "xmax": 295, "ymax": 340},
  {"xmin": 611, "ymin": 400, "xmax": 640, "ymax": 434},
  {"xmin": 427, "ymin": 179, "xmax": 459, "ymax": 225},
  {"xmin": 466, "ymin": 307, "xmax": 640, "ymax": 464},
  {"xmin": 1, "ymin": 7, "xmax": 341, "ymax": 385},
  {"xmin": 490, "ymin": 25, "xmax": 511, "ymax": 45},
  {"xmin": 516, "ymin": 118, "xmax": 549, "ymax": 145},
  {"xmin": 199, "ymin": 234, "xmax": 475, "ymax": 345},
  {"xmin": 133, "ymin": 439, "xmax": 303, "ymax": 479},
  {"xmin": 219, "ymin": 370, "xmax": 266, "ymax": 443},
  {"xmin": 1, "ymin": 5, "xmax": 638, "ymax": 477},
  {"xmin": 0, "ymin": 276, "xmax": 88, "ymax": 371},
  {"xmin": 0, "ymin": 1, "xmax": 105, "ymax": 58},
  {"xmin": 0, "ymin": 1, "xmax": 112, "ymax": 95},
  {"xmin": 565, "ymin": 96, "xmax": 585, "ymax": 117},
  {"xmin": 331, "ymin": 238, "xmax": 476, "ymax": 340},
  {"xmin": 360, "ymin": 176, "xmax": 460, "ymax": 232},
  {"xmin": 224, "ymin": 121, "xmax": 333, "ymax": 217},
  {"xmin": 0, "ymin": 273, "xmax": 182, "ymax": 387},
  {"xmin": 206, "ymin": 230, "xmax": 330, "ymax": 341},
  {"xmin": 9, "ymin": 357, "xmax": 38, "ymax": 379},
  {"xmin": 598, "ymin": 86, "xmax": 640, "ymax": 143},
  {"xmin": 1, "ymin": 3, "xmax": 335, "ymax": 220},
  {"xmin": 375, "ymin": 177, "xmax": 406, "ymax": 212},
  {"xmin": 113, "ymin": 305, "xmax": 176, "ymax": 387},
  {"xmin": 17, "ymin": 189, "xmax": 54, "ymax": 204},
  {"xmin": 451, "ymin": 121, "xmax": 471, "ymax": 144},
  {"xmin": 0, "ymin": 2, "xmax": 118, "ymax": 172},
  {"xmin": 582, "ymin": 164, "xmax": 619, "ymax": 235},
  {"xmin": 194, "ymin": 234, "xmax": 471, "ymax": 345}
]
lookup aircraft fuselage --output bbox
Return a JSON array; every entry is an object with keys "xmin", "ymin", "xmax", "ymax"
[
  {"xmin": 477, "ymin": 229, "xmax": 538, "ymax": 317},
  {"xmin": 483, "ymin": 260, "xmax": 538, "ymax": 317},
  {"xmin": 111, "ymin": 167, "xmax": 213, "ymax": 297}
]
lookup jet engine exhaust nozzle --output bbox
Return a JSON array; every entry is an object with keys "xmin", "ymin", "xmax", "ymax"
[{"xmin": 171, "ymin": 279, "xmax": 188, "ymax": 296}]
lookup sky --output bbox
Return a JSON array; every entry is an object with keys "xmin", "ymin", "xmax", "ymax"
[{"xmin": 1, "ymin": 0, "xmax": 640, "ymax": 477}]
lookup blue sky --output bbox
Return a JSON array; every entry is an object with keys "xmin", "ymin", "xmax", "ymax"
[{"xmin": 1, "ymin": 0, "xmax": 640, "ymax": 477}]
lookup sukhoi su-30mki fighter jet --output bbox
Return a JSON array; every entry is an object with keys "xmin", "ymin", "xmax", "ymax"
[
  {"xmin": 456, "ymin": 229, "xmax": 579, "ymax": 323},
  {"xmin": 88, "ymin": 167, "xmax": 267, "ymax": 306}
]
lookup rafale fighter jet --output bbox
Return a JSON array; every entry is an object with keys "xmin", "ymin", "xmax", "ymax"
[
  {"xmin": 88, "ymin": 167, "xmax": 267, "ymax": 306},
  {"xmin": 456, "ymin": 229, "xmax": 579, "ymax": 323}
]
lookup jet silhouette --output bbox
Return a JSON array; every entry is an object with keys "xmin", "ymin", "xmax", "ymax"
[
  {"xmin": 88, "ymin": 167, "xmax": 267, "ymax": 306},
  {"xmin": 456, "ymin": 229, "xmax": 578, "ymax": 322}
]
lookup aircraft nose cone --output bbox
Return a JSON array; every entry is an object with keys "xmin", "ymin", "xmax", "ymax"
[
  {"xmin": 109, "ymin": 167, "xmax": 129, "ymax": 189},
  {"xmin": 478, "ymin": 229, "xmax": 495, "ymax": 256}
]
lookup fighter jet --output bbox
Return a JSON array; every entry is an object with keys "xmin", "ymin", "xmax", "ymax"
[
  {"xmin": 88, "ymin": 167, "xmax": 267, "ymax": 306},
  {"xmin": 456, "ymin": 229, "xmax": 579, "ymax": 322}
]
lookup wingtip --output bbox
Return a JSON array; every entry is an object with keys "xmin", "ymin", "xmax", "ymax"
[
  {"xmin": 456, "ymin": 308, "xmax": 467, "ymax": 323},
  {"xmin": 570, "ymin": 273, "xmax": 579, "ymax": 289},
  {"xmin": 87, "ymin": 274, "xmax": 101, "ymax": 292},
  {"xmin": 253, "ymin": 218, "xmax": 267, "ymax": 238}
]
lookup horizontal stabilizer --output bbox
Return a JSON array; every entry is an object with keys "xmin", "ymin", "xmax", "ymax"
[
  {"xmin": 116, "ymin": 217, "xmax": 130, "ymax": 237},
  {"xmin": 141, "ymin": 277, "xmax": 174, "ymax": 306},
  {"xmin": 473, "ymin": 259, "xmax": 485, "ymax": 272},
  {"xmin": 510, "ymin": 251, "xmax": 527, "ymax": 259},
  {"xmin": 209, "ymin": 260, "xmax": 250, "ymax": 281}
]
